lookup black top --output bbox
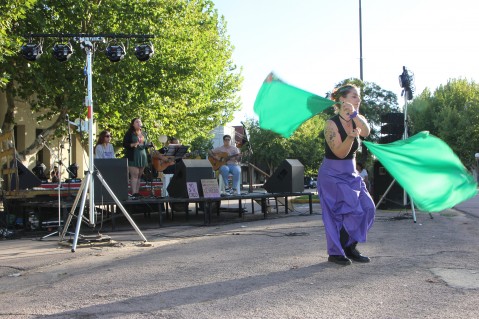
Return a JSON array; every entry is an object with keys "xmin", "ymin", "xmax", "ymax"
[
  {"xmin": 122, "ymin": 130, "xmax": 148, "ymax": 162},
  {"xmin": 324, "ymin": 114, "xmax": 358, "ymax": 160}
]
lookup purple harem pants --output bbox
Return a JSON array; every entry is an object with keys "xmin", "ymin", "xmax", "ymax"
[{"xmin": 317, "ymin": 158, "xmax": 375, "ymax": 256}]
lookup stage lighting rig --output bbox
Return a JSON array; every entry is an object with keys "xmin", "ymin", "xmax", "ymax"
[
  {"xmin": 20, "ymin": 42, "xmax": 43, "ymax": 61},
  {"xmin": 52, "ymin": 42, "xmax": 74, "ymax": 62},
  {"xmin": 19, "ymin": 32, "xmax": 154, "ymax": 250},
  {"xmin": 399, "ymin": 66, "xmax": 415, "ymax": 100},
  {"xmin": 105, "ymin": 42, "xmax": 126, "ymax": 62},
  {"xmin": 134, "ymin": 42, "xmax": 154, "ymax": 61}
]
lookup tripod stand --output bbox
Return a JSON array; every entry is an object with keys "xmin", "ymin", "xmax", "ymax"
[
  {"xmin": 375, "ymin": 66, "xmax": 417, "ymax": 222},
  {"xmin": 58, "ymin": 37, "xmax": 147, "ymax": 251}
]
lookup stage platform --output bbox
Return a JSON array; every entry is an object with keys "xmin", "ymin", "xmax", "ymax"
[{"xmin": 2, "ymin": 189, "xmax": 313, "ymax": 235}]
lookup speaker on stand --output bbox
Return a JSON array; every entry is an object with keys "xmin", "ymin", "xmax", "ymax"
[
  {"xmin": 167, "ymin": 159, "xmax": 215, "ymax": 212},
  {"xmin": 380, "ymin": 113, "xmax": 404, "ymax": 144},
  {"xmin": 372, "ymin": 160, "xmax": 405, "ymax": 209},
  {"xmin": 167, "ymin": 159, "xmax": 215, "ymax": 198},
  {"xmin": 263, "ymin": 159, "xmax": 304, "ymax": 193},
  {"xmin": 94, "ymin": 159, "xmax": 129, "ymax": 204}
]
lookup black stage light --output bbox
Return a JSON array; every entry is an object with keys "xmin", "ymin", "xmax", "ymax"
[
  {"xmin": 20, "ymin": 43, "xmax": 43, "ymax": 61},
  {"xmin": 105, "ymin": 43, "xmax": 126, "ymax": 62},
  {"xmin": 399, "ymin": 66, "xmax": 412, "ymax": 89},
  {"xmin": 399, "ymin": 66, "xmax": 415, "ymax": 100},
  {"xmin": 134, "ymin": 43, "xmax": 154, "ymax": 61},
  {"xmin": 52, "ymin": 43, "xmax": 74, "ymax": 62}
]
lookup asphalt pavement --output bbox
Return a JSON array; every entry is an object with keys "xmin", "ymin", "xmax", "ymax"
[{"xmin": 0, "ymin": 192, "xmax": 478, "ymax": 319}]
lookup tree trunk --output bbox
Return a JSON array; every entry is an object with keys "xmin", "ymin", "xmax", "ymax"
[
  {"xmin": 2, "ymin": 81, "xmax": 66, "ymax": 161},
  {"xmin": 2, "ymin": 81, "xmax": 16, "ymax": 133},
  {"xmin": 19, "ymin": 114, "xmax": 65, "ymax": 161}
]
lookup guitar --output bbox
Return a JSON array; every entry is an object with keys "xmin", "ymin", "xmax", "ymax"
[
  {"xmin": 153, "ymin": 155, "xmax": 176, "ymax": 172},
  {"xmin": 152, "ymin": 151, "xmax": 196, "ymax": 172},
  {"xmin": 208, "ymin": 152, "xmax": 240, "ymax": 171}
]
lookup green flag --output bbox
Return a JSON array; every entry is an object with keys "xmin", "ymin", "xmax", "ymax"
[
  {"xmin": 253, "ymin": 72, "xmax": 335, "ymax": 138},
  {"xmin": 364, "ymin": 131, "xmax": 477, "ymax": 212}
]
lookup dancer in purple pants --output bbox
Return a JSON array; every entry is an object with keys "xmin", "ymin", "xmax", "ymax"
[{"xmin": 318, "ymin": 84, "xmax": 375, "ymax": 265}]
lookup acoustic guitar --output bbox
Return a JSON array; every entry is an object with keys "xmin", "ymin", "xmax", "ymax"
[
  {"xmin": 208, "ymin": 152, "xmax": 240, "ymax": 171},
  {"xmin": 153, "ymin": 155, "xmax": 176, "ymax": 172},
  {"xmin": 152, "ymin": 151, "xmax": 196, "ymax": 172}
]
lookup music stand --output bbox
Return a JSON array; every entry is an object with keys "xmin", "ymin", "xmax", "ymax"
[{"xmin": 164, "ymin": 145, "xmax": 189, "ymax": 158}]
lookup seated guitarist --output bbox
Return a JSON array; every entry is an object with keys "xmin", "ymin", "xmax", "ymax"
[
  {"xmin": 159, "ymin": 137, "xmax": 181, "ymax": 197},
  {"xmin": 208, "ymin": 134, "xmax": 241, "ymax": 194}
]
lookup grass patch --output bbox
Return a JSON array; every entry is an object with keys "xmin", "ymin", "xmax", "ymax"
[{"xmin": 291, "ymin": 194, "xmax": 320, "ymax": 203}]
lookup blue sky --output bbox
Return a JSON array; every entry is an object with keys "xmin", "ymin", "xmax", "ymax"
[{"xmin": 213, "ymin": 0, "xmax": 479, "ymax": 125}]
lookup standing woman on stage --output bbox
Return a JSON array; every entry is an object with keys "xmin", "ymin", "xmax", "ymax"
[
  {"xmin": 94, "ymin": 130, "xmax": 115, "ymax": 159},
  {"xmin": 318, "ymin": 84, "xmax": 375, "ymax": 265},
  {"xmin": 123, "ymin": 118, "xmax": 148, "ymax": 198}
]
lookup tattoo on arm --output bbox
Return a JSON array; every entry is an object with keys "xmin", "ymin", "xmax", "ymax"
[{"xmin": 325, "ymin": 125, "xmax": 337, "ymax": 150}]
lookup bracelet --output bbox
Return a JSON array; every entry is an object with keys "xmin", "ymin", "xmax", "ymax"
[{"xmin": 349, "ymin": 111, "xmax": 358, "ymax": 119}]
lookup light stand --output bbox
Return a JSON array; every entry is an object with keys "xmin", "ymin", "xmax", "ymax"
[
  {"xmin": 375, "ymin": 66, "xmax": 417, "ymax": 222},
  {"xmin": 58, "ymin": 37, "xmax": 146, "ymax": 251}
]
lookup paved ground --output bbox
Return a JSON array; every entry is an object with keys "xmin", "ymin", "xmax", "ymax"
[{"xmin": 0, "ymin": 193, "xmax": 478, "ymax": 319}]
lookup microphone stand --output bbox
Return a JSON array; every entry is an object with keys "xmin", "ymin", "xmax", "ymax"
[
  {"xmin": 142, "ymin": 127, "xmax": 157, "ymax": 198},
  {"xmin": 66, "ymin": 114, "xmax": 72, "ymax": 168},
  {"xmin": 241, "ymin": 122, "xmax": 255, "ymax": 193},
  {"xmin": 39, "ymin": 136, "xmax": 75, "ymax": 240}
]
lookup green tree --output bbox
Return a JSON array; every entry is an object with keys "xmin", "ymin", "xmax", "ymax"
[
  {"xmin": 189, "ymin": 134, "xmax": 213, "ymax": 159},
  {"xmin": 409, "ymin": 79, "xmax": 479, "ymax": 168},
  {"xmin": 288, "ymin": 114, "xmax": 328, "ymax": 177},
  {"xmin": 0, "ymin": 0, "xmax": 37, "ymax": 87},
  {"xmin": 245, "ymin": 119, "xmax": 290, "ymax": 175},
  {"xmin": 407, "ymin": 88, "xmax": 435, "ymax": 134},
  {"xmin": 1, "ymin": 0, "xmax": 242, "ymax": 160}
]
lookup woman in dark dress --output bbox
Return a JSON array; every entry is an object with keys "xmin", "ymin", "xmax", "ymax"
[{"xmin": 122, "ymin": 118, "xmax": 148, "ymax": 198}]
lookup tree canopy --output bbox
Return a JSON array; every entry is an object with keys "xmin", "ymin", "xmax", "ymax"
[
  {"xmin": 0, "ymin": 0, "xmax": 242, "ymax": 158},
  {"xmin": 408, "ymin": 78, "xmax": 479, "ymax": 168},
  {"xmin": 0, "ymin": 0, "xmax": 36, "ymax": 87}
]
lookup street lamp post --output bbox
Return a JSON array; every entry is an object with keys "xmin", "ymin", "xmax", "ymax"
[{"xmin": 359, "ymin": 0, "xmax": 364, "ymax": 81}]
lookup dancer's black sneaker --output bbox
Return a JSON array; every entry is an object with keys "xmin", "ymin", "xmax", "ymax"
[
  {"xmin": 328, "ymin": 255, "xmax": 352, "ymax": 265},
  {"xmin": 344, "ymin": 244, "xmax": 370, "ymax": 263}
]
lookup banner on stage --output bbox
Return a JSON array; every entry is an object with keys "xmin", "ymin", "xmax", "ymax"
[
  {"xmin": 186, "ymin": 182, "xmax": 200, "ymax": 198},
  {"xmin": 201, "ymin": 179, "xmax": 220, "ymax": 198}
]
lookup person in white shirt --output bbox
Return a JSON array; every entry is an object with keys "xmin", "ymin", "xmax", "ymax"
[
  {"xmin": 208, "ymin": 135, "xmax": 241, "ymax": 194},
  {"xmin": 356, "ymin": 162, "xmax": 370, "ymax": 192},
  {"xmin": 94, "ymin": 130, "xmax": 115, "ymax": 159}
]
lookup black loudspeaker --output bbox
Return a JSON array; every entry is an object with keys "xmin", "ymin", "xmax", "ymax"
[
  {"xmin": 380, "ymin": 113, "xmax": 404, "ymax": 144},
  {"xmin": 167, "ymin": 159, "xmax": 215, "ymax": 198},
  {"xmin": 381, "ymin": 123, "xmax": 404, "ymax": 135},
  {"xmin": 380, "ymin": 112, "xmax": 403, "ymax": 124},
  {"xmin": 264, "ymin": 159, "xmax": 304, "ymax": 193},
  {"xmin": 7, "ymin": 160, "xmax": 42, "ymax": 190},
  {"xmin": 94, "ymin": 158, "xmax": 129, "ymax": 203},
  {"xmin": 373, "ymin": 160, "xmax": 404, "ymax": 209}
]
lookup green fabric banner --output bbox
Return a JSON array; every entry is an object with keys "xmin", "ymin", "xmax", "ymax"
[
  {"xmin": 364, "ymin": 131, "xmax": 477, "ymax": 212},
  {"xmin": 253, "ymin": 72, "xmax": 335, "ymax": 138}
]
